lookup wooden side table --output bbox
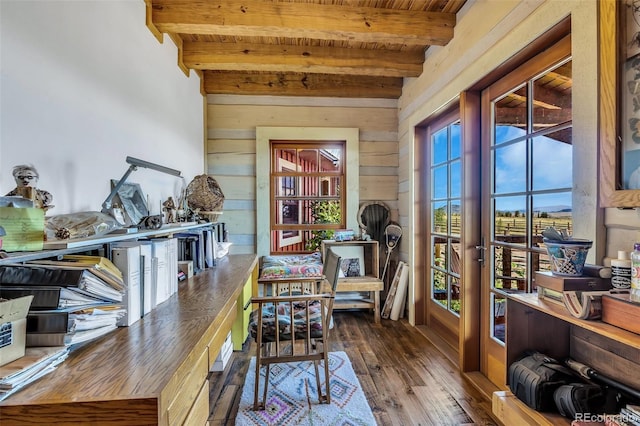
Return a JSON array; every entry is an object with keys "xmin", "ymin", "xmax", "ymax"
[{"xmin": 321, "ymin": 240, "xmax": 383, "ymax": 324}]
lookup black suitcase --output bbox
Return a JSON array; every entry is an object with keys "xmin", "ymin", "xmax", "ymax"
[{"xmin": 508, "ymin": 352, "xmax": 575, "ymax": 412}]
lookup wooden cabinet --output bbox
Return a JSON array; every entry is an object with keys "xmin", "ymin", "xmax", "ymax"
[
  {"xmin": 231, "ymin": 265, "xmax": 257, "ymax": 350},
  {"xmin": 492, "ymin": 293, "xmax": 640, "ymax": 426},
  {"xmin": 321, "ymin": 240, "xmax": 383, "ymax": 323},
  {"xmin": 0, "ymin": 253, "xmax": 258, "ymax": 425}
]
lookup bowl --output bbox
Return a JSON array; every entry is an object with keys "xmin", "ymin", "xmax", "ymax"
[{"xmin": 543, "ymin": 238, "xmax": 593, "ymax": 276}]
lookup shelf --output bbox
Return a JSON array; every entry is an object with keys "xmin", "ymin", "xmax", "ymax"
[
  {"xmin": 0, "ymin": 222, "xmax": 211, "ymax": 265},
  {"xmin": 509, "ymin": 292, "xmax": 640, "ymax": 350},
  {"xmin": 499, "ymin": 292, "xmax": 640, "ymax": 426},
  {"xmin": 321, "ymin": 240, "xmax": 382, "ymax": 323},
  {"xmin": 492, "ymin": 390, "xmax": 569, "ymax": 426}
]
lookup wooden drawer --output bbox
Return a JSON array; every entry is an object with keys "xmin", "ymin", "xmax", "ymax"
[
  {"xmin": 182, "ymin": 380, "xmax": 210, "ymax": 426},
  {"xmin": 166, "ymin": 347, "xmax": 209, "ymax": 426},
  {"xmin": 208, "ymin": 301, "xmax": 237, "ymax": 368}
]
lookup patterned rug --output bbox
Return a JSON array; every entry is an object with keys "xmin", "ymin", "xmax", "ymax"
[{"xmin": 236, "ymin": 351, "xmax": 376, "ymax": 425}]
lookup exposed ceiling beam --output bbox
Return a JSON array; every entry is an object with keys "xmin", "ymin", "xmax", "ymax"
[
  {"xmin": 151, "ymin": 0, "xmax": 456, "ymax": 46},
  {"xmin": 202, "ymin": 70, "xmax": 403, "ymax": 98},
  {"xmin": 183, "ymin": 41, "xmax": 424, "ymax": 77}
]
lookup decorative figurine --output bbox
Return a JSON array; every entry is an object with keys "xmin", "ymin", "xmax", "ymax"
[
  {"xmin": 5, "ymin": 164, "xmax": 54, "ymax": 211},
  {"xmin": 162, "ymin": 196, "xmax": 176, "ymax": 223}
]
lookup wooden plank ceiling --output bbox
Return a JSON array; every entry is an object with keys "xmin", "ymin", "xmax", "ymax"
[{"xmin": 145, "ymin": 0, "xmax": 467, "ymax": 98}]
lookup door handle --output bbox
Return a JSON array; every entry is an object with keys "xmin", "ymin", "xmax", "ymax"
[{"xmin": 475, "ymin": 245, "xmax": 486, "ymax": 264}]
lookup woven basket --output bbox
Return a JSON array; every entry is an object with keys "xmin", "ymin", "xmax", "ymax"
[
  {"xmin": 200, "ymin": 211, "xmax": 223, "ymax": 223},
  {"xmin": 186, "ymin": 174, "xmax": 225, "ymax": 212}
]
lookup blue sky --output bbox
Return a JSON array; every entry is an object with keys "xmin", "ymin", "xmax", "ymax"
[
  {"xmin": 431, "ymin": 125, "xmax": 572, "ymax": 212},
  {"xmin": 494, "ymin": 126, "xmax": 572, "ymax": 211}
]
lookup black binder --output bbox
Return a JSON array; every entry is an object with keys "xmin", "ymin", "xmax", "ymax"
[
  {"xmin": 27, "ymin": 311, "xmax": 71, "ymax": 333},
  {"xmin": 0, "ymin": 286, "xmax": 62, "ymax": 310},
  {"xmin": 0, "ymin": 264, "xmax": 87, "ymax": 287},
  {"xmin": 0, "ymin": 264, "xmax": 123, "ymax": 302}
]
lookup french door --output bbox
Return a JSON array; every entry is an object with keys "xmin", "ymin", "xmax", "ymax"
[{"xmin": 480, "ymin": 37, "xmax": 572, "ymax": 386}]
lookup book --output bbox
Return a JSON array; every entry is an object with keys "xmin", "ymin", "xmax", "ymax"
[
  {"xmin": 168, "ymin": 237, "xmax": 178, "ymax": 296},
  {"xmin": 620, "ymin": 407, "xmax": 640, "ymax": 426},
  {"xmin": 537, "ymin": 285, "xmax": 566, "ymax": 306},
  {"xmin": 176, "ymin": 230, "xmax": 207, "ymax": 272},
  {"xmin": 26, "ymin": 324, "xmax": 118, "ymax": 347},
  {"xmin": 27, "ymin": 311, "xmax": 73, "ymax": 334},
  {"xmin": 204, "ymin": 228, "xmax": 216, "ymax": 268},
  {"xmin": 0, "ymin": 286, "xmax": 111, "ymax": 310},
  {"xmin": 111, "ymin": 240, "xmax": 152, "ymax": 316},
  {"xmin": 111, "ymin": 245, "xmax": 141, "ymax": 326},
  {"xmin": 27, "ymin": 259, "xmax": 125, "ymax": 292},
  {"xmin": 25, "ymin": 333, "xmax": 68, "ymax": 347},
  {"xmin": 0, "ymin": 264, "xmax": 123, "ymax": 302},
  {"xmin": 534, "ymin": 271, "xmax": 612, "ymax": 292},
  {"xmin": 139, "ymin": 243, "xmax": 153, "ymax": 315},
  {"xmin": 627, "ymin": 404, "xmax": 640, "ymax": 415},
  {"xmin": 26, "ymin": 307, "xmax": 123, "ymax": 347},
  {"xmin": 562, "ymin": 290, "xmax": 611, "ymax": 319},
  {"xmin": 0, "ymin": 286, "xmax": 64, "ymax": 310},
  {"xmin": 151, "ymin": 238, "xmax": 173, "ymax": 305},
  {"xmin": 60, "ymin": 255, "xmax": 123, "ymax": 281}
]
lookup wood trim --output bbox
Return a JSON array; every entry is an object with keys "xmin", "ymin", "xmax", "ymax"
[
  {"xmin": 459, "ymin": 90, "xmax": 481, "ymax": 373},
  {"xmin": 598, "ymin": 0, "xmax": 640, "ymax": 206},
  {"xmin": 469, "ymin": 16, "xmax": 571, "ymax": 91},
  {"xmin": 414, "ymin": 126, "xmax": 427, "ymax": 325},
  {"xmin": 144, "ymin": 0, "xmax": 163, "ymax": 43},
  {"xmin": 255, "ymin": 127, "xmax": 360, "ymax": 257}
]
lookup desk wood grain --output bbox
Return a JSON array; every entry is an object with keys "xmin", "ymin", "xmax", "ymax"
[{"xmin": 0, "ymin": 254, "xmax": 258, "ymax": 425}]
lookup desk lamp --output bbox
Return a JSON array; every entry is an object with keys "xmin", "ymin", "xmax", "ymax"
[{"xmin": 102, "ymin": 156, "xmax": 182, "ymax": 221}]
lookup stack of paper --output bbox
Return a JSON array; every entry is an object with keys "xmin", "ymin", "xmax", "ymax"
[
  {"xmin": 26, "ymin": 306, "xmax": 125, "ymax": 347},
  {"xmin": 0, "ymin": 346, "xmax": 69, "ymax": 401},
  {"xmin": 0, "ymin": 262, "xmax": 124, "ymax": 303},
  {"xmin": 0, "ymin": 259, "xmax": 127, "ymax": 347}
]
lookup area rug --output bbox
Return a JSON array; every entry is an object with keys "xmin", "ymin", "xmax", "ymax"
[{"xmin": 236, "ymin": 351, "xmax": 376, "ymax": 426}]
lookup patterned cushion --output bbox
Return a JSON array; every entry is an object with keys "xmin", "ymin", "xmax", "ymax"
[
  {"xmin": 249, "ymin": 300, "xmax": 326, "ymax": 342},
  {"xmin": 260, "ymin": 252, "xmax": 323, "ymax": 279}
]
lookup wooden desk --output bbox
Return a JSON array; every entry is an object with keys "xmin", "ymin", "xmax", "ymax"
[{"xmin": 0, "ymin": 254, "xmax": 258, "ymax": 426}]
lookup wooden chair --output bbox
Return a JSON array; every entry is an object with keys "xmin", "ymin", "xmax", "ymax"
[{"xmin": 248, "ymin": 249, "xmax": 342, "ymax": 410}]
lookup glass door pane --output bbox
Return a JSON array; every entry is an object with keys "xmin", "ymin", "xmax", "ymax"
[
  {"xmin": 429, "ymin": 120, "xmax": 462, "ymax": 315},
  {"xmin": 487, "ymin": 58, "xmax": 573, "ymax": 344}
]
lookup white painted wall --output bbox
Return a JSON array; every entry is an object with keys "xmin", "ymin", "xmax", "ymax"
[{"xmin": 0, "ymin": 0, "xmax": 204, "ymax": 216}]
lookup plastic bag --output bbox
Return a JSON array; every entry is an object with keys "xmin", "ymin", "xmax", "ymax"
[{"xmin": 45, "ymin": 211, "xmax": 120, "ymax": 240}]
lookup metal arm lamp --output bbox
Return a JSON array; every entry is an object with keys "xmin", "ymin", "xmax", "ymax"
[{"xmin": 101, "ymin": 156, "xmax": 182, "ymax": 217}]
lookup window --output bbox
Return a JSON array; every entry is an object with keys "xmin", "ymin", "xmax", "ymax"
[
  {"xmin": 271, "ymin": 142, "xmax": 345, "ymax": 252},
  {"xmin": 255, "ymin": 127, "xmax": 359, "ymax": 257},
  {"xmin": 429, "ymin": 116, "xmax": 462, "ymax": 315}
]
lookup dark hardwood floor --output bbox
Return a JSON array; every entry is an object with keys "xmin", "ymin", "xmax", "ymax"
[{"xmin": 208, "ymin": 311, "xmax": 498, "ymax": 425}]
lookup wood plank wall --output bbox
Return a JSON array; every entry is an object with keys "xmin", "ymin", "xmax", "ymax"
[{"xmin": 206, "ymin": 95, "xmax": 399, "ymax": 254}]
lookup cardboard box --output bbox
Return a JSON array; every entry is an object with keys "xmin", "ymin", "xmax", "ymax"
[
  {"xmin": 0, "ymin": 296, "xmax": 33, "ymax": 367},
  {"xmin": 534, "ymin": 271, "xmax": 611, "ymax": 292},
  {"xmin": 602, "ymin": 293, "xmax": 640, "ymax": 334},
  {"xmin": 178, "ymin": 260, "xmax": 193, "ymax": 278}
]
